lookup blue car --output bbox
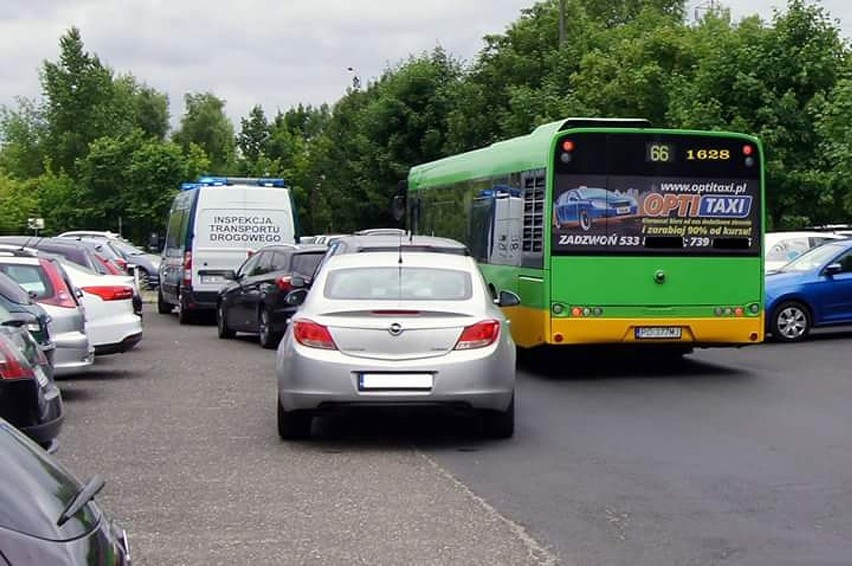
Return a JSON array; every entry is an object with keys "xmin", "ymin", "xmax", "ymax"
[
  {"xmin": 554, "ymin": 187, "xmax": 638, "ymax": 231},
  {"xmin": 765, "ymin": 239, "xmax": 852, "ymax": 341}
]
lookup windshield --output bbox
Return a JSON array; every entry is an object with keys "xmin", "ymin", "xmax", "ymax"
[
  {"xmin": 778, "ymin": 242, "xmax": 846, "ymax": 273},
  {"xmin": 324, "ymin": 267, "xmax": 472, "ymax": 301},
  {"xmin": 576, "ymin": 188, "xmax": 609, "ymax": 200}
]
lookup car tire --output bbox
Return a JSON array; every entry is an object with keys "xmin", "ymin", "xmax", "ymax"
[
  {"xmin": 277, "ymin": 398, "xmax": 312, "ymax": 440},
  {"xmin": 481, "ymin": 394, "xmax": 515, "ymax": 439},
  {"xmin": 177, "ymin": 291, "xmax": 193, "ymax": 325},
  {"xmin": 771, "ymin": 300, "xmax": 811, "ymax": 342},
  {"xmin": 258, "ymin": 308, "xmax": 280, "ymax": 350},
  {"xmin": 217, "ymin": 303, "xmax": 235, "ymax": 339},
  {"xmin": 137, "ymin": 268, "xmax": 151, "ymax": 290},
  {"xmin": 157, "ymin": 288, "xmax": 172, "ymax": 314},
  {"xmin": 579, "ymin": 210, "xmax": 592, "ymax": 231}
]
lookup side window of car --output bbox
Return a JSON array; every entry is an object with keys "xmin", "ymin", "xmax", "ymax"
[
  {"xmin": 837, "ymin": 250, "xmax": 852, "ymax": 273},
  {"xmin": 251, "ymin": 252, "xmax": 273, "ymax": 276},
  {"xmin": 270, "ymin": 252, "xmax": 291, "ymax": 272},
  {"xmin": 237, "ymin": 254, "xmax": 261, "ymax": 278}
]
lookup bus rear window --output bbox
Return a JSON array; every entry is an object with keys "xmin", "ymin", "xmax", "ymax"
[{"xmin": 551, "ymin": 132, "xmax": 761, "ymax": 256}]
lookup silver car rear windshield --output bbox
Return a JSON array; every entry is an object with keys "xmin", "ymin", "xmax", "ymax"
[{"xmin": 324, "ymin": 267, "xmax": 473, "ymax": 301}]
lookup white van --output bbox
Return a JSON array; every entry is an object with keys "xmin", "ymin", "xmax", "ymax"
[{"xmin": 156, "ymin": 177, "xmax": 299, "ymax": 323}]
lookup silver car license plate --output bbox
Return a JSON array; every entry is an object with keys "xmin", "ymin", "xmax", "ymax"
[
  {"xmin": 634, "ymin": 326, "xmax": 682, "ymax": 339},
  {"xmin": 358, "ymin": 373, "xmax": 433, "ymax": 391}
]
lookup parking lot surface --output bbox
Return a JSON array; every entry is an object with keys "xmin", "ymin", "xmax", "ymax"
[{"xmin": 56, "ymin": 314, "xmax": 852, "ymax": 565}]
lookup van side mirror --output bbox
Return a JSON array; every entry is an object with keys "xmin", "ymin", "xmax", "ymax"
[
  {"xmin": 824, "ymin": 262, "xmax": 842, "ymax": 276},
  {"xmin": 495, "ymin": 290, "xmax": 521, "ymax": 308},
  {"xmin": 285, "ymin": 289, "xmax": 308, "ymax": 306}
]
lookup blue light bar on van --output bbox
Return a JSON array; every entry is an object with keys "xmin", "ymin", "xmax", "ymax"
[
  {"xmin": 188, "ymin": 176, "xmax": 287, "ymax": 188},
  {"xmin": 180, "ymin": 182, "xmax": 203, "ymax": 191}
]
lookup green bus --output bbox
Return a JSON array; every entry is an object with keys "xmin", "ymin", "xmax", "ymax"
[{"xmin": 402, "ymin": 118, "xmax": 765, "ymax": 350}]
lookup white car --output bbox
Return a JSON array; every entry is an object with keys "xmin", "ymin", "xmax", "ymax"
[
  {"xmin": 59, "ymin": 261, "xmax": 143, "ymax": 355},
  {"xmin": 764, "ymin": 231, "xmax": 848, "ymax": 272}
]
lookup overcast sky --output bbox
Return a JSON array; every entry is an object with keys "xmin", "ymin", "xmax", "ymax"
[{"xmin": 1, "ymin": 0, "xmax": 850, "ymax": 128}]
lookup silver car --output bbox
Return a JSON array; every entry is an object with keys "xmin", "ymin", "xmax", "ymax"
[
  {"xmin": 0, "ymin": 253, "xmax": 94, "ymax": 376},
  {"xmin": 275, "ymin": 251, "xmax": 519, "ymax": 440}
]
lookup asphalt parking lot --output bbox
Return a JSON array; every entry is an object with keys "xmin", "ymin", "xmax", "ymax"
[{"xmin": 54, "ymin": 313, "xmax": 852, "ymax": 565}]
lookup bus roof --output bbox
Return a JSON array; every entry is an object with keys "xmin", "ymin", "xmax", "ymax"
[{"xmin": 408, "ymin": 117, "xmax": 759, "ymax": 191}]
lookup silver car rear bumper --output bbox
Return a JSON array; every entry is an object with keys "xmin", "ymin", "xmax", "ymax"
[
  {"xmin": 277, "ymin": 338, "xmax": 515, "ymax": 412},
  {"xmin": 52, "ymin": 331, "xmax": 95, "ymax": 376}
]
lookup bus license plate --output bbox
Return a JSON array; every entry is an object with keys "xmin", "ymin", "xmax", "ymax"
[
  {"xmin": 635, "ymin": 326, "xmax": 682, "ymax": 339},
  {"xmin": 617, "ymin": 206, "xmax": 631, "ymax": 214}
]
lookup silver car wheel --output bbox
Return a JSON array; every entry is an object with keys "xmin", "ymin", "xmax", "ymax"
[{"xmin": 776, "ymin": 304, "xmax": 808, "ymax": 340}]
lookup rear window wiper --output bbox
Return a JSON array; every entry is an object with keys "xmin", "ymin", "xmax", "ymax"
[{"xmin": 57, "ymin": 475, "xmax": 105, "ymax": 526}]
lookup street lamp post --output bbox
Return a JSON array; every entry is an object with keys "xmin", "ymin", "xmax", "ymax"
[
  {"xmin": 346, "ymin": 67, "xmax": 361, "ymax": 91},
  {"xmin": 559, "ymin": 0, "xmax": 566, "ymax": 47}
]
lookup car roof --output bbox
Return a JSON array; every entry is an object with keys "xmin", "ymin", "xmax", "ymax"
[
  {"xmin": 323, "ymin": 250, "xmax": 477, "ymax": 271},
  {"xmin": 331, "ymin": 234, "xmax": 469, "ymax": 254},
  {"xmin": 256, "ymin": 243, "xmax": 326, "ymax": 254},
  {"xmin": 765, "ymin": 231, "xmax": 848, "ymax": 243}
]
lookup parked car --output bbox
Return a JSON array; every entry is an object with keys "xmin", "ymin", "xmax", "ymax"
[
  {"xmin": 765, "ymin": 239, "xmax": 852, "ymax": 341},
  {"xmin": 764, "ymin": 231, "xmax": 848, "ymax": 272},
  {"xmin": 104, "ymin": 239, "xmax": 160, "ymax": 289},
  {"xmin": 0, "ymin": 237, "xmax": 117, "ymax": 276},
  {"xmin": 0, "ymin": 252, "xmax": 94, "ymax": 376},
  {"xmin": 0, "ymin": 271, "xmax": 54, "ymax": 361},
  {"xmin": 63, "ymin": 236, "xmax": 161, "ymax": 290},
  {"xmin": 0, "ymin": 417, "xmax": 131, "ymax": 564},
  {"xmin": 353, "ymin": 228, "xmax": 407, "ymax": 236},
  {"xmin": 0, "ymin": 306, "xmax": 63, "ymax": 451},
  {"xmin": 58, "ymin": 261, "xmax": 142, "ymax": 355},
  {"xmin": 216, "ymin": 244, "xmax": 327, "ymax": 348},
  {"xmin": 275, "ymin": 250, "xmax": 519, "ymax": 440},
  {"xmin": 553, "ymin": 187, "xmax": 638, "ymax": 231}
]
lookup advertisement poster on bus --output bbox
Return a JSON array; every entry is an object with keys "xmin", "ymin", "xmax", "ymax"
[{"xmin": 551, "ymin": 174, "xmax": 761, "ymax": 255}]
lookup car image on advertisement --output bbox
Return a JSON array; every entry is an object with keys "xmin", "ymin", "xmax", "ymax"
[
  {"xmin": 553, "ymin": 187, "xmax": 638, "ymax": 231},
  {"xmin": 765, "ymin": 239, "xmax": 852, "ymax": 342},
  {"xmin": 275, "ymin": 250, "xmax": 519, "ymax": 441}
]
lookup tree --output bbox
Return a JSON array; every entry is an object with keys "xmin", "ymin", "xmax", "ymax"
[
  {"xmin": 237, "ymin": 105, "xmax": 270, "ymax": 165},
  {"xmin": 173, "ymin": 92, "xmax": 236, "ymax": 172}
]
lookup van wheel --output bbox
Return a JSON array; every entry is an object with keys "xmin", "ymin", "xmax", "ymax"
[
  {"xmin": 277, "ymin": 398, "xmax": 312, "ymax": 440},
  {"xmin": 177, "ymin": 292, "xmax": 193, "ymax": 325},
  {"xmin": 157, "ymin": 289, "xmax": 172, "ymax": 315},
  {"xmin": 481, "ymin": 394, "xmax": 515, "ymax": 439},
  {"xmin": 217, "ymin": 303, "xmax": 235, "ymax": 339}
]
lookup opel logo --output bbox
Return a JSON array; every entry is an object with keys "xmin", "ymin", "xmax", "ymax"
[{"xmin": 388, "ymin": 323, "xmax": 403, "ymax": 336}]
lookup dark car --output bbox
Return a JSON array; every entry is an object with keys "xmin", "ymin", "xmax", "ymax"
[
  {"xmin": 0, "ymin": 270, "xmax": 54, "ymax": 360},
  {"xmin": 216, "ymin": 244, "xmax": 327, "ymax": 348},
  {"xmin": 0, "ymin": 417, "xmax": 130, "ymax": 564},
  {"xmin": 0, "ymin": 305, "xmax": 63, "ymax": 451},
  {"xmin": 765, "ymin": 239, "xmax": 852, "ymax": 341}
]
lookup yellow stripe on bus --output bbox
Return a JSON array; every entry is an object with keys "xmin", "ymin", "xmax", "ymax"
[{"xmin": 506, "ymin": 308, "xmax": 765, "ymax": 346}]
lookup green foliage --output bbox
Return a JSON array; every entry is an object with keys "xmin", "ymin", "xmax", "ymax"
[
  {"xmin": 4, "ymin": 2, "xmax": 852, "ymax": 240},
  {"xmin": 173, "ymin": 92, "xmax": 236, "ymax": 173}
]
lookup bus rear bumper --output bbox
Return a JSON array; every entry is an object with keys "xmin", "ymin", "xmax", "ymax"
[{"xmin": 549, "ymin": 316, "xmax": 765, "ymax": 346}]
